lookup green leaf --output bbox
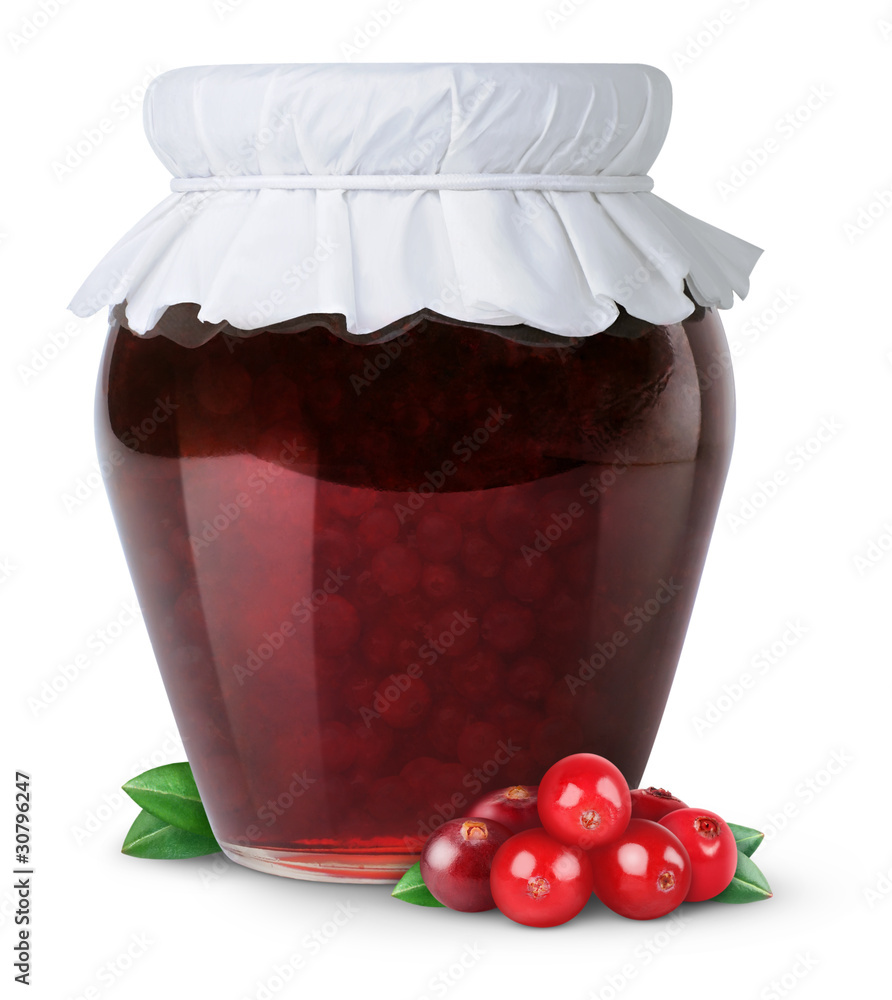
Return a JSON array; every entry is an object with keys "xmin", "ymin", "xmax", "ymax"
[
  {"xmin": 391, "ymin": 862, "xmax": 444, "ymax": 907},
  {"xmin": 727, "ymin": 822, "xmax": 764, "ymax": 858},
  {"xmin": 711, "ymin": 850, "xmax": 773, "ymax": 903},
  {"xmin": 122, "ymin": 762, "xmax": 214, "ymax": 838},
  {"xmin": 122, "ymin": 809, "xmax": 221, "ymax": 860}
]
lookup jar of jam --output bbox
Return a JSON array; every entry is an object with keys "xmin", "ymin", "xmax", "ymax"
[{"xmin": 71, "ymin": 63, "xmax": 761, "ymax": 882}]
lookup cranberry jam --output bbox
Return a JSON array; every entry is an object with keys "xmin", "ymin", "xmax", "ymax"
[{"xmin": 96, "ymin": 304, "xmax": 733, "ymax": 881}]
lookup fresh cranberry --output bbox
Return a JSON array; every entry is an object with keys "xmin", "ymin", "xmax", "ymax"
[
  {"xmin": 482, "ymin": 600, "xmax": 536, "ymax": 654},
  {"xmin": 630, "ymin": 787, "xmax": 689, "ymax": 822},
  {"xmin": 659, "ymin": 808, "xmax": 738, "ymax": 901},
  {"xmin": 461, "ymin": 531, "xmax": 504, "ymax": 578},
  {"xmin": 415, "ymin": 512, "xmax": 463, "ymax": 562},
  {"xmin": 371, "ymin": 543, "xmax": 422, "ymax": 596},
  {"xmin": 537, "ymin": 752, "xmax": 631, "ymax": 849},
  {"xmin": 373, "ymin": 673, "xmax": 432, "ymax": 730},
  {"xmin": 490, "ymin": 828, "xmax": 593, "ymax": 927},
  {"xmin": 507, "ymin": 654, "xmax": 553, "ymax": 703},
  {"xmin": 420, "ymin": 817, "xmax": 513, "ymax": 911},
  {"xmin": 420, "ymin": 562, "xmax": 460, "ymax": 603},
  {"xmin": 356, "ymin": 507, "xmax": 400, "ymax": 550},
  {"xmin": 467, "ymin": 785, "xmax": 540, "ymax": 834},
  {"xmin": 589, "ymin": 819, "xmax": 692, "ymax": 920}
]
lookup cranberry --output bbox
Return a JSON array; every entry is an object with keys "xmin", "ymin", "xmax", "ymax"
[
  {"xmin": 589, "ymin": 819, "xmax": 692, "ymax": 920},
  {"xmin": 420, "ymin": 817, "xmax": 513, "ymax": 911},
  {"xmin": 482, "ymin": 600, "xmax": 536, "ymax": 654},
  {"xmin": 374, "ymin": 673, "xmax": 432, "ymax": 730},
  {"xmin": 313, "ymin": 595, "xmax": 361, "ymax": 656},
  {"xmin": 356, "ymin": 507, "xmax": 400, "ymax": 550},
  {"xmin": 349, "ymin": 718, "xmax": 394, "ymax": 770},
  {"xmin": 415, "ymin": 512, "xmax": 463, "ymax": 562},
  {"xmin": 360, "ymin": 621, "xmax": 395, "ymax": 669},
  {"xmin": 507, "ymin": 654, "xmax": 553, "ymax": 703},
  {"xmin": 466, "ymin": 785, "xmax": 540, "ymax": 834},
  {"xmin": 420, "ymin": 562, "xmax": 460, "ymax": 603},
  {"xmin": 490, "ymin": 828, "xmax": 593, "ymax": 927},
  {"xmin": 450, "ymin": 648, "xmax": 502, "ymax": 703},
  {"xmin": 630, "ymin": 787, "xmax": 689, "ymax": 822},
  {"xmin": 502, "ymin": 552, "xmax": 556, "ymax": 603},
  {"xmin": 659, "ymin": 808, "xmax": 738, "ymax": 901},
  {"xmin": 461, "ymin": 531, "xmax": 504, "ymax": 578},
  {"xmin": 537, "ymin": 752, "xmax": 632, "ymax": 849},
  {"xmin": 371, "ymin": 543, "xmax": 422, "ymax": 596}
]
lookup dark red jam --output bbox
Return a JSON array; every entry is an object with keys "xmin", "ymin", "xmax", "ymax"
[{"xmin": 96, "ymin": 305, "xmax": 733, "ymax": 879}]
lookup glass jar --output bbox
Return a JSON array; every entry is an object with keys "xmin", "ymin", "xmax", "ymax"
[{"xmin": 74, "ymin": 63, "xmax": 759, "ymax": 881}]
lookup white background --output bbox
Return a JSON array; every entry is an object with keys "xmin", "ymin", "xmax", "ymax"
[{"xmin": 3, "ymin": 1, "xmax": 891, "ymax": 998}]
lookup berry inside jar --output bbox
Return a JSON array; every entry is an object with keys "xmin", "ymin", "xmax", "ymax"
[{"xmin": 96, "ymin": 304, "xmax": 731, "ymax": 880}]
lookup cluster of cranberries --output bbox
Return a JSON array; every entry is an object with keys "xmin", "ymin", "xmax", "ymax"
[{"xmin": 418, "ymin": 753, "xmax": 738, "ymax": 926}]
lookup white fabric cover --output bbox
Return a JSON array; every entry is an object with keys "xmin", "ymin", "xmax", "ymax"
[{"xmin": 69, "ymin": 63, "xmax": 762, "ymax": 343}]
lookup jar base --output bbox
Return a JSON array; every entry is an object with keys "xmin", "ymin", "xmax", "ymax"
[{"xmin": 219, "ymin": 841, "xmax": 416, "ymax": 883}]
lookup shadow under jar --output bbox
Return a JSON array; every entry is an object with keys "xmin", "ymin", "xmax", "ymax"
[{"xmin": 96, "ymin": 302, "xmax": 733, "ymax": 881}]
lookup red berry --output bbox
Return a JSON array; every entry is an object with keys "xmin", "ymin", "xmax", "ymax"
[
  {"xmin": 420, "ymin": 817, "xmax": 513, "ymax": 912},
  {"xmin": 466, "ymin": 785, "xmax": 540, "ymax": 834},
  {"xmin": 415, "ymin": 512, "xmax": 463, "ymax": 562},
  {"xmin": 658, "ymin": 808, "xmax": 738, "ymax": 901},
  {"xmin": 482, "ymin": 600, "xmax": 536, "ymax": 654},
  {"xmin": 537, "ymin": 753, "xmax": 631, "ymax": 849},
  {"xmin": 371, "ymin": 543, "xmax": 422, "ymax": 596},
  {"xmin": 630, "ymin": 787, "xmax": 689, "ymax": 822},
  {"xmin": 589, "ymin": 819, "xmax": 692, "ymax": 920},
  {"xmin": 490, "ymin": 828, "xmax": 593, "ymax": 927}
]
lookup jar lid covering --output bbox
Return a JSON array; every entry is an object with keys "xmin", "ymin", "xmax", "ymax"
[{"xmin": 69, "ymin": 63, "xmax": 761, "ymax": 343}]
